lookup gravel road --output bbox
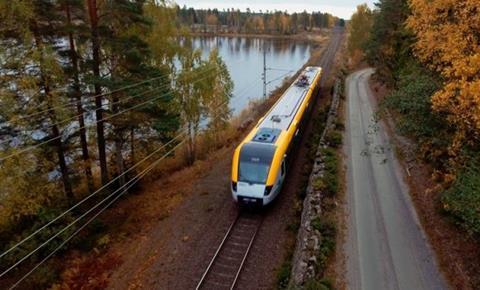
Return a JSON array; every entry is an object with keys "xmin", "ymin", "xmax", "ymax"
[{"xmin": 343, "ymin": 68, "xmax": 448, "ymax": 290}]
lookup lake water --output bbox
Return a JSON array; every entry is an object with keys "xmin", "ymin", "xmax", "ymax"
[{"xmin": 192, "ymin": 37, "xmax": 312, "ymax": 114}]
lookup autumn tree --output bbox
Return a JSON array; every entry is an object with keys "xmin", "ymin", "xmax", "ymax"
[
  {"xmin": 174, "ymin": 46, "xmax": 233, "ymax": 164},
  {"xmin": 175, "ymin": 48, "xmax": 204, "ymax": 164},
  {"xmin": 174, "ymin": 6, "xmax": 339, "ymax": 35},
  {"xmin": 348, "ymin": 4, "xmax": 373, "ymax": 61},
  {"xmin": 0, "ymin": 0, "xmax": 74, "ymax": 199},
  {"xmin": 408, "ymin": 0, "xmax": 480, "ymax": 151},
  {"xmin": 203, "ymin": 49, "xmax": 233, "ymax": 145}
]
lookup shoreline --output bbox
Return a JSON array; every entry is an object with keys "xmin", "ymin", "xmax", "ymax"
[{"xmin": 189, "ymin": 30, "xmax": 330, "ymax": 43}]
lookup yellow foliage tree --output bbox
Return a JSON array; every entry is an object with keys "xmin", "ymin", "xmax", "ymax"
[
  {"xmin": 348, "ymin": 4, "xmax": 373, "ymax": 61},
  {"xmin": 408, "ymin": 0, "xmax": 480, "ymax": 150}
]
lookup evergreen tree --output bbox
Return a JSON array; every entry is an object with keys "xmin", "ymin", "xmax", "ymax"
[
  {"xmin": 59, "ymin": 0, "xmax": 94, "ymax": 192},
  {"xmin": 86, "ymin": 0, "xmax": 108, "ymax": 185},
  {"xmin": 364, "ymin": 0, "xmax": 412, "ymax": 85}
]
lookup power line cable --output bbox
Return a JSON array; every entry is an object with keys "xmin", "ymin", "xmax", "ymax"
[
  {"xmin": 3, "ymin": 73, "xmax": 273, "ymax": 287},
  {"xmin": 7, "ymin": 73, "xmax": 173, "ymax": 123},
  {"xmin": 0, "ymin": 66, "xmax": 218, "ymax": 162},
  {"xmin": 266, "ymin": 70, "xmax": 295, "ymax": 85},
  {"xmin": 0, "ymin": 61, "xmax": 222, "ymax": 147},
  {"xmin": 0, "ymin": 131, "xmax": 186, "ymax": 260},
  {"xmin": 6, "ymin": 140, "xmax": 186, "ymax": 289},
  {"xmin": 2, "ymin": 94, "xmax": 237, "ymax": 284},
  {"xmin": 0, "ymin": 76, "xmax": 260, "ymax": 264}
]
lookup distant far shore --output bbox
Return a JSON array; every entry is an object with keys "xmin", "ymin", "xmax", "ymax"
[{"xmin": 189, "ymin": 30, "xmax": 331, "ymax": 43}]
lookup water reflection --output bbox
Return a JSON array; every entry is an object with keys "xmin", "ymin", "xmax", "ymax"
[{"xmin": 191, "ymin": 37, "xmax": 312, "ymax": 114}]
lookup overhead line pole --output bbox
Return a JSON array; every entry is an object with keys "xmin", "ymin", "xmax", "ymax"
[{"xmin": 263, "ymin": 41, "xmax": 267, "ymax": 100}]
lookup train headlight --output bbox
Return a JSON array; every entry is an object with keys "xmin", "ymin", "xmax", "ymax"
[
  {"xmin": 232, "ymin": 181, "xmax": 237, "ymax": 192},
  {"xmin": 264, "ymin": 185, "xmax": 273, "ymax": 196}
]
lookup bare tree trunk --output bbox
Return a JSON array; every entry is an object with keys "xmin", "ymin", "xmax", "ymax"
[
  {"xmin": 48, "ymin": 106, "xmax": 74, "ymax": 201},
  {"xmin": 87, "ymin": 0, "xmax": 109, "ymax": 185},
  {"xmin": 130, "ymin": 127, "xmax": 135, "ymax": 165},
  {"xmin": 66, "ymin": 3, "xmax": 94, "ymax": 192}
]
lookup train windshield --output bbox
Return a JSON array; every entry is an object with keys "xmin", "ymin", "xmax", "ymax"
[{"xmin": 238, "ymin": 143, "xmax": 276, "ymax": 184}]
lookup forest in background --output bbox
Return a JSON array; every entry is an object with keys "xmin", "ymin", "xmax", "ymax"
[
  {"xmin": 0, "ymin": 0, "xmax": 235, "ymax": 286},
  {"xmin": 175, "ymin": 5, "xmax": 343, "ymax": 34},
  {"xmin": 348, "ymin": 1, "xmax": 480, "ymax": 237}
]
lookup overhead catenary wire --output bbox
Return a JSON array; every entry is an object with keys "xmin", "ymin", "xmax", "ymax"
[
  {"xmin": 0, "ymin": 54, "xmax": 252, "ymax": 157},
  {"xmin": 0, "ymin": 66, "xmax": 219, "ymax": 162},
  {"xmin": 6, "ymin": 139, "xmax": 186, "ymax": 289},
  {"xmin": 3, "ymin": 93, "xmax": 238, "ymax": 287},
  {"xmin": 0, "ymin": 63, "xmax": 292, "ymax": 264},
  {"xmin": 0, "ymin": 130, "xmax": 186, "ymax": 261},
  {"xmin": 267, "ymin": 67, "xmax": 295, "ymax": 72},
  {"xmin": 266, "ymin": 70, "xmax": 295, "ymax": 85},
  {"xmin": 2, "ymin": 59, "xmax": 299, "ymax": 286},
  {"xmin": 0, "ymin": 75, "xmax": 261, "ymax": 269},
  {"xmin": 0, "ymin": 85, "xmax": 165, "ymax": 147},
  {"xmin": 6, "ymin": 54, "xmax": 249, "ymax": 124},
  {"xmin": 2, "ymin": 37, "xmax": 306, "ymax": 125},
  {"xmin": 6, "ymin": 73, "xmax": 173, "ymax": 124},
  {"xmin": 0, "ymin": 64, "xmax": 216, "ymax": 148}
]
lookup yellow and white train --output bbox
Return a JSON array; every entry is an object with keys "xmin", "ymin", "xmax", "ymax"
[{"xmin": 231, "ymin": 66, "xmax": 322, "ymax": 206}]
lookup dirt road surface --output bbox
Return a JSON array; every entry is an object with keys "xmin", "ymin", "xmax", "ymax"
[{"xmin": 343, "ymin": 68, "xmax": 448, "ymax": 290}]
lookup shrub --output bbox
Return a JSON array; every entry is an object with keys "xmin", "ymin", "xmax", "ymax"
[
  {"xmin": 335, "ymin": 120, "xmax": 345, "ymax": 131},
  {"xmin": 323, "ymin": 173, "xmax": 338, "ymax": 196},
  {"xmin": 0, "ymin": 208, "xmax": 78, "ymax": 270},
  {"xmin": 442, "ymin": 160, "xmax": 480, "ymax": 235},
  {"xmin": 303, "ymin": 278, "xmax": 333, "ymax": 290},
  {"xmin": 312, "ymin": 218, "xmax": 336, "ymax": 239},
  {"xmin": 276, "ymin": 260, "xmax": 292, "ymax": 289},
  {"xmin": 312, "ymin": 217, "xmax": 337, "ymax": 271},
  {"xmin": 380, "ymin": 61, "xmax": 452, "ymax": 167},
  {"xmin": 317, "ymin": 148, "xmax": 339, "ymax": 196},
  {"xmin": 313, "ymin": 177, "xmax": 326, "ymax": 192},
  {"xmin": 325, "ymin": 131, "xmax": 343, "ymax": 148}
]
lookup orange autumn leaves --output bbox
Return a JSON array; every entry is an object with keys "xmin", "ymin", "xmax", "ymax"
[{"xmin": 408, "ymin": 0, "xmax": 480, "ymax": 147}]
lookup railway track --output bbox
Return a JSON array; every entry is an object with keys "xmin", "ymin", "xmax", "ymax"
[
  {"xmin": 196, "ymin": 29, "xmax": 343, "ymax": 290},
  {"xmin": 196, "ymin": 212, "xmax": 263, "ymax": 290}
]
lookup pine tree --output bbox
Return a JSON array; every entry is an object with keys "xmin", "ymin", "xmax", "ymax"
[
  {"xmin": 86, "ymin": 0, "xmax": 108, "ymax": 185},
  {"xmin": 60, "ymin": 0, "xmax": 95, "ymax": 192},
  {"xmin": 364, "ymin": 0, "xmax": 412, "ymax": 85}
]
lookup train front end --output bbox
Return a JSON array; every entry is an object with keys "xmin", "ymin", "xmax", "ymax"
[{"xmin": 231, "ymin": 141, "xmax": 285, "ymax": 207}]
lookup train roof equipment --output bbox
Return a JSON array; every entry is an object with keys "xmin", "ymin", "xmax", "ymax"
[{"xmin": 256, "ymin": 66, "xmax": 321, "ymax": 133}]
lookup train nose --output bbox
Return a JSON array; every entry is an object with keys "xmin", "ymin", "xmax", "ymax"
[
  {"xmin": 236, "ymin": 182, "xmax": 265, "ymax": 198},
  {"xmin": 234, "ymin": 182, "xmax": 267, "ymax": 207}
]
